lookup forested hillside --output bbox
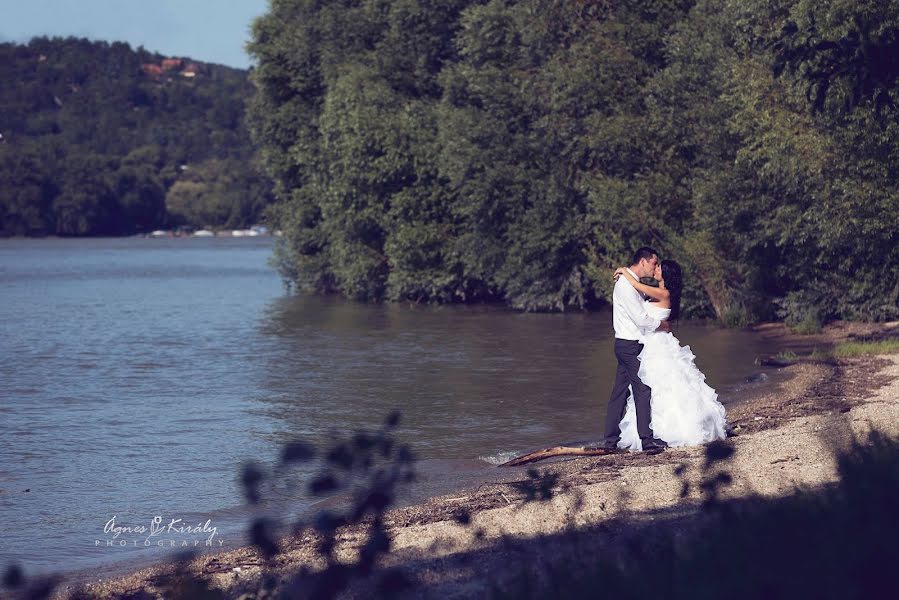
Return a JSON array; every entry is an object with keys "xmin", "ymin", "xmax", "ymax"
[
  {"xmin": 248, "ymin": 0, "xmax": 899, "ymax": 326},
  {"xmin": 0, "ymin": 37, "xmax": 272, "ymax": 236}
]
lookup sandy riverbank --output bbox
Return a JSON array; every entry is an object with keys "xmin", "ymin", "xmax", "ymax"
[{"xmin": 32, "ymin": 323, "xmax": 899, "ymax": 599}]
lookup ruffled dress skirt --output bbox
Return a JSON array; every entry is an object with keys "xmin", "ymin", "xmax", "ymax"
[{"xmin": 618, "ymin": 331, "xmax": 727, "ymax": 451}]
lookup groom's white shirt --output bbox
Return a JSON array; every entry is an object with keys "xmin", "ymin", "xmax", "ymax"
[{"xmin": 612, "ymin": 267, "xmax": 661, "ymax": 341}]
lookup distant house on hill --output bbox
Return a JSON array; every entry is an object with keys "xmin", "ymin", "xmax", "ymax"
[
  {"xmin": 142, "ymin": 58, "xmax": 200, "ymax": 79},
  {"xmin": 141, "ymin": 63, "xmax": 163, "ymax": 77},
  {"xmin": 182, "ymin": 63, "xmax": 200, "ymax": 78}
]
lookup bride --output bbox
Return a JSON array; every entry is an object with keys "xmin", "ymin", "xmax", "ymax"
[{"xmin": 614, "ymin": 260, "xmax": 728, "ymax": 451}]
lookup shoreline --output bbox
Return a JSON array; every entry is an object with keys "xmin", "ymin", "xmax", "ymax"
[
  {"xmin": 35, "ymin": 323, "xmax": 899, "ymax": 598},
  {"xmin": 4, "ymin": 323, "xmax": 785, "ymax": 582},
  {"xmin": 32, "ymin": 369, "xmax": 774, "ymax": 592}
]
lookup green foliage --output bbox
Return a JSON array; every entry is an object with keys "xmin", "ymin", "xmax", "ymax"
[
  {"xmin": 165, "ymin": 159, "xmax": 271, "ymax": 230},
  {"xmin": 0, "ymin": 141, "xmax": 58, "ymax": 236},
  {"xmin": 248, "ymin": 0, "xmax": 899, "ymax": 321},
  {"xmin": 832, "ymin": 339, "xmax": 899, "ymax": 357},
  {"xmin": 0, "ymin": 37, "xmax": 273, "ymax": 236},
  {"xmin": 774, "ymin": 349, "xmax": 799, "ymax": 361}
]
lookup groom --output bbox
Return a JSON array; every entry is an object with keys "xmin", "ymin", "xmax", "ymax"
[{"xmin": 597, "ymin": 247, "xmax": 671, "ymax": 454}]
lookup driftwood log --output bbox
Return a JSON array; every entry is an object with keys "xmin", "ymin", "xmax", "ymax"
[
  {"xmin": 756, "ymin": 356, "xmax": 797, "ymax": 368},
  {"xmin": 499, "ymin": 446, "xmax": 617, "ymax": 467}
]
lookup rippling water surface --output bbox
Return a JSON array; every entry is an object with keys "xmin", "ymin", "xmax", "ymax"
[{"xmin": 0, "ymin": 237, "xmax": 782, "ymax": 576}]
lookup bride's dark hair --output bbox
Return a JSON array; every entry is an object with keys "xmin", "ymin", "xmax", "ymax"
[{"xmin": 661, "ymin": 260, "xmax": 683, "ymax": 320}]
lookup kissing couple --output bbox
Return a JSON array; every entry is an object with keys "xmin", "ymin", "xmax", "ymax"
[{"xmin": 595, "ymin": 247, "xmax": 728, "ymax": 454}]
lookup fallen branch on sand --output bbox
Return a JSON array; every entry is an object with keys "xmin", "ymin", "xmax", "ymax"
[{"xmin": 500, "ymin": 446, "xmax": 618, "ymax": 467}]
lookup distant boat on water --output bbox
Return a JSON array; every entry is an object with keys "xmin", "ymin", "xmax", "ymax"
[
  {"xmin": 230, "ymin": 228, "xmax": 264, "ymax": 237},
  {"xmin": 144, "ymin": 226, "xmax": 271, "ymax": 238}
]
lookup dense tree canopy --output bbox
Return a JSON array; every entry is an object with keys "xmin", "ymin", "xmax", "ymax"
[
  {"xmin": 0, "ymin": 37, "xmax": 273, "ymax": 236},
  {"xmin": 248, "ymin": 0, "xmax": 898, "ymax": 324}
]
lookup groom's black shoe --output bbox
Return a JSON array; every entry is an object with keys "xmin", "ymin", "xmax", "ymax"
[{"xmin": 641, "ymin": 438, "xmax": 668, "ymax": 454}]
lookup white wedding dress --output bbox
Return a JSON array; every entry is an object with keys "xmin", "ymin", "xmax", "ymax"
[{"xmin": 618, "ymin": 301, "xmax": 728, "ymax": 451}]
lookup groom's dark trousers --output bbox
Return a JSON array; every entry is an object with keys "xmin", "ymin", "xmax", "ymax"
[{"xmin": 604, "ymin": 338, "xmax": 653, "ymax": 443}]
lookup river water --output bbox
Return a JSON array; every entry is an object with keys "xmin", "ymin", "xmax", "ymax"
[{"xmin": 0, "ymin": 237, "xmax": 785, "ymax": 578}]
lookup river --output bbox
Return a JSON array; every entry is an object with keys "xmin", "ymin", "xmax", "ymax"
[{"xmin": 0, "ymin": 236, "xmax": 786, "ymax": 577}]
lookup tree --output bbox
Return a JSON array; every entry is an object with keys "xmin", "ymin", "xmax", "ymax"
[
  {"xmin": 0, "ymin": 37, "xmax": 273, "ymax": 236},
  {"xmin": 246, "ymin": 0, "xmax": 899, "ymax": 322}
]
